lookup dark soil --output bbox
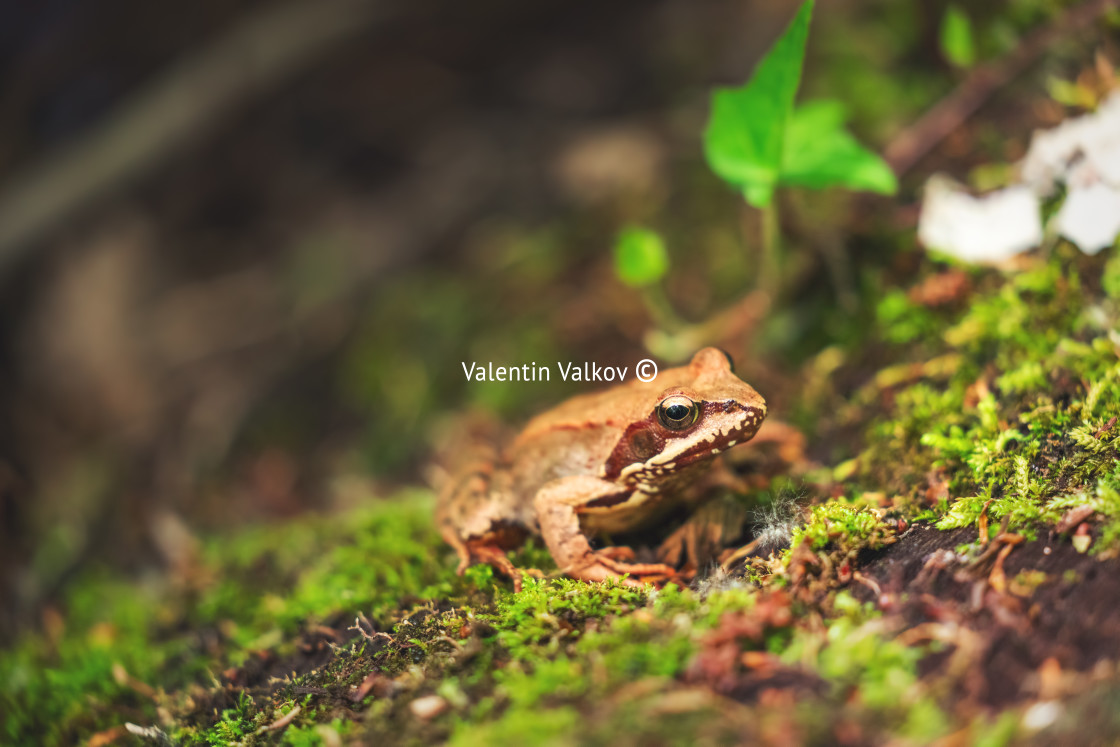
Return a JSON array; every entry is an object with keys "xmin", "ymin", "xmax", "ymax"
[{"xmin": 858, "ymin": 522, "xmax": 1120, "ymax": 709}]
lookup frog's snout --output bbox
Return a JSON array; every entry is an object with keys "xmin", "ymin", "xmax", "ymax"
[{"xmin": 738, "ymin": 401, "xmax": 766, "ymax": 440}]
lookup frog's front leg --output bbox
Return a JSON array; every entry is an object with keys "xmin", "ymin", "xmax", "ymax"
[{"xmin": 533, "ymin": 476, "xmax": 680, "ymax": 585}]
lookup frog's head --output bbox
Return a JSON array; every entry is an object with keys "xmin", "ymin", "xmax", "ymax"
[{"xmin": 605, "ymin": 347, "xmax": 767, "ymax": 483}]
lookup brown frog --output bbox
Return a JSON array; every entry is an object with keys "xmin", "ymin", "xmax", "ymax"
[{"xmin": 437, "ymin": 347, "xmax": 767, "ymax": 588}]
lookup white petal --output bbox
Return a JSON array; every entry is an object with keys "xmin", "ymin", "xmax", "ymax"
[
  {"xmin": 1022, "ymin": 701, "xmax": 1062, "ymax": 731},
  {"xmin": 918, "ymin": 176, "xmax": 1042, "ymax": 263},
  {"xmin": 1056, "ymin": 182, "xmax": 1120, "ymax": 254},
  {"xmin": 1021, "ymin": 116, "xmax": 1095, "ymax": 195},
  {"xmin": 1021, "ymin": 91, "xmax": 1120, "ymax": 194},
  {"xmin": 1085, "ymin": 93, "xmax": 1120, "ymax": 186}
]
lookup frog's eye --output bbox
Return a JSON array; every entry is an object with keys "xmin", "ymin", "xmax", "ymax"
[{"xmin": 657, "ymin": 396, "xmax": 699, "ymax": 431}]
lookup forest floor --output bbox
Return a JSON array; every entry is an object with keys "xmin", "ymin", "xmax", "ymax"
[
  {"xmin": 6, "ymin": 250, "xmax": 1120, "ymax": 745},
  {"xmin": 4, "ymin": 1, "xmax": 1120, "ymax": 745}
]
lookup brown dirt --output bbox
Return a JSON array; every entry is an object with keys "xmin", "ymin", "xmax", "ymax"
[{"xmin": 856, "ymin": 522, "xmax": 1120, "ymax": 709}]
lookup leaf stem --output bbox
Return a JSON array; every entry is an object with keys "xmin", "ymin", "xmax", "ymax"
[
  {"xmin": 642, "ymin": 284, "xmax": 685, "ymax": 332},
  {"xmin": 759, "ymin": 200, "xmax": 781, "ymax": 290}
]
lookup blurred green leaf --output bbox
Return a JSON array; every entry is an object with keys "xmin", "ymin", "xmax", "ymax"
[
  {"xmin": 703, "ymin": 0, "xmax": 814, "ymax": 207},
  {"xmin": 1046, "ymin": 76, "xmax": 1098, "ymax": 110},
  {"xmin": 613, "ymin": 227, "xmax": 669, "ymax": 287},
  {"xmin": 1104, "ymin": 254, "xmax": 1120, "ymax": 300},
  {"xmin": 782, "ymin": 99, "xmax": 898, "ymax": 195},
  {"xmin": 939, "ymin": 5, "xmax": 975, "ymax": 68}
]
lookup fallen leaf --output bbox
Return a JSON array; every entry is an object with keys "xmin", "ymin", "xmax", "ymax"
[
  {"xmin": 1038, "ymin": 657, "xmax": 1064, "ymax": 700},
  {"xmin": 978, "ymin": 499, "xmax": 992, "ymax": 546},
  {"xmin": 88, "ymin": 726, "xmax": 128, "ymax": 747},
  {"xmin": 647, "ymin": 687, "xmax": 718, "ymax": 715},
  {"xmin": 988, "ymin": 544, "xmax": 1014, "ymax": 593},
  {"xmin": 908, "ymin": 269, "xmax": 971, "ymax": 307},
  {"xmin": 1056, "ymin": 505, "xmax": 1095, "ymax": 534},
  {"xmin": 350, "ymin": 672, "xmax": 393, "ymax": 702}
]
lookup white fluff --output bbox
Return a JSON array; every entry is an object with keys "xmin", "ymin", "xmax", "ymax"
[{"xmin": 751, "ymin": 492, "xmax": 803, "ymax": 555}]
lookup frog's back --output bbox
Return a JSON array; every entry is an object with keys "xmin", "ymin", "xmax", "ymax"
[{"xmin": 513, "ymin": 375, "xmax": 681, "ymax": 443}]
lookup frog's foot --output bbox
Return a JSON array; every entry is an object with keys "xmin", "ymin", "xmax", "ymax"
[
  {"xmin": 439, "ymin": 508, "xmax": 533, "ymax": 589},
  {"xmin": 568, "ymin": 552, "xmax": 682, "ymax": 586},
  {"xmin": 534, "ymin": 476, "xmax": 688, "ymax": 587},
  {"xmin": 461, "ymin": 539, "xmax": 535, "ymax": 591}
]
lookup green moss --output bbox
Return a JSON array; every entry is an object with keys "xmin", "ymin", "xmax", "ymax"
[
  {"xmin": 788, "ymin": 500, "xmax": 895, "ymax": 553},
  {"xmin": 450, "ymin": 705, "xmax": 581, "ymax": 747},
  {"xmin": 487, "ymin": 576, "xmax": 649, "ymax": 660},
  {"xmin": 854, "ymin": 255, "xmax": 1120, "ymax": 548},
  {"xmin": 200, "ymin": 489, "xmax": 453, "ymax": 636},
  {"xmin": 1, "ymin": 491, "xmax": 458, "ymax": 745},
  {"xmin": 0, "ymin": 490, "xmax": 973, "ymax": 746},
  {"xmin": 0, "ymin": 571, "xmax": 207, "ymax": 744},
  {"xmin": 1102, "ymin": 253, "xmax": 1120, "ymax": 299},
  {"xmin": 280, "ymin": 718, "xmax": 352, "ymax": 746},
  {"xmin": 445, "ymin": 579, "xmax": 955, "ymax": 745},
  {"xmin": 439, "ymin": 583, "xmax": 757, "ymax": 743}
]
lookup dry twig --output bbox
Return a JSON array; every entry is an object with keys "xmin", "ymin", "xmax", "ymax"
[{"xmin": 884, "ymin": 0, "xmax": 1118, "ymax": 176}]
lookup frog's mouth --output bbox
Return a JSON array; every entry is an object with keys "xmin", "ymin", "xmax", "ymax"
[{"xmin": 607, "ymin": 400, "xmax": 766, "ymax": 483}]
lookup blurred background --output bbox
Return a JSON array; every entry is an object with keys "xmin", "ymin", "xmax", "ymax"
[{"xmin": 0, "ymin": 0, "xmax": 1101, "ymax": 638}]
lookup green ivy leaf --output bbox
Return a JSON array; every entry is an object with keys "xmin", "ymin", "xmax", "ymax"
[
  {"xmin": 939, "ymin": 5, "xmax": 975, "ymax": 68},
  {"xmin": 703, "ymin": 0, "xmax": 814, "ymax": 208},
  {"xmin": 703, "ymin": 0, "xmax": 895, "ymax": 204},
  {"xmin": 781, "ymin": 100, "xmax": 898, "ymax": 195},
  {"xmin": 613, "ymin": 227, "xmax": 669, "ymax": 287}
]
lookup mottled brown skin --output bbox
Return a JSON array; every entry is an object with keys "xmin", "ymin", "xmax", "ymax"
[{"xmin": 437, "ymin": 348, "xmax": 767, "ymax": 589}]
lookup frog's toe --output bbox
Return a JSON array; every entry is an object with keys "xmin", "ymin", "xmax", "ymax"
[
  {"xmin": 566, "ymin": 561, "xmax": 638, "ymax": 585},
  {"xmin": 573, "ymin": 554, "xmax": 681, "ymax": 586},
  {"xmin": 595, "ymin": 546, "xmax": 637, "ymax": 562}
]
